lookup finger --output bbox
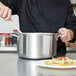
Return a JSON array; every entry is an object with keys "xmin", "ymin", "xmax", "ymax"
[
  {"xmin": 58, "ymin": 28, "xmax": 66, "ymax": 35},
  {"xmin": 61, "ymin": 37, "xmax": 70, "ymax": 42},
  {"xmin": 1, "ymin": 7, "xmax": 9, "ymax": 18},
  {"xmin": 67, "ymin": 30, "xmax": 74, "ymax": 40},
  {"xmin": 0, "ymin": 7, "xmax": 4, "ymax": 17},
  {"xmin": 60, "ymin": 32, "xmax": 68, "ymax": 39},
  {"xmin": 61, "ymin": 34, "xmax": 72, "ymax": 42},
  {"xmin": 5, "ymin": 9, "xmax": 12, "ymax": 21},
  {"xmin": 60, "ymin": 33, "xmax": 70, "ymax": 42}
]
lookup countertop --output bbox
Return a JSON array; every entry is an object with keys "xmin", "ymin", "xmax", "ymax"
[{"xmin": 0, "ymin": 53, "xmax": 76, "ymax": 76}]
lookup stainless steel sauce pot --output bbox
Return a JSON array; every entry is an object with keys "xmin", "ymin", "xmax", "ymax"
[{"xmin": 18, "ymin": 33, "xmax": 57, "ymax": 59}]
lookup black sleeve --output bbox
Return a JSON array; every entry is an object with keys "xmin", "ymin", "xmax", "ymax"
[
  {"xmin": 0, "ymin": 0, "xmax": 19, "ymax": 14},
  {"xmin": 65, "ymin": 0, "xmax": 76, "ymax": 41}
]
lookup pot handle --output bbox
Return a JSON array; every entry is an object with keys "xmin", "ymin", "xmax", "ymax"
[{"xmin": 56, "ymin": 33, "xmax": 61, "ymax": 41}]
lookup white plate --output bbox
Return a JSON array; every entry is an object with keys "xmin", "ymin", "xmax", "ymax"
[{"xmin": 37, "ymin": 60, "xmax": 76, "ymax": 69}]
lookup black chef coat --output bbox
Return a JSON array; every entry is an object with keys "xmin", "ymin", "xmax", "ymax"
[{"xmin": 1, "ymin": 0, "xmax": 76, "ymax": 56}]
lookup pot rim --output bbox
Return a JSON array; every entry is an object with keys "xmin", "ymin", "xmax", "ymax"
[{"xmin": 19, "ymin": 32, "xmax": 57, "ymax": 35}]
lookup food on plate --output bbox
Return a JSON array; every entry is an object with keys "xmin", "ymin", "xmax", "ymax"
[{"xmin": 44, "ymin": 57, "xmax": 76, "ymax": 66}]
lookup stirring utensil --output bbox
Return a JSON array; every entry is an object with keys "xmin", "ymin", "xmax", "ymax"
[{"xmin": 8, "ymin": 20, "xmax": 22, "ymax": 33}]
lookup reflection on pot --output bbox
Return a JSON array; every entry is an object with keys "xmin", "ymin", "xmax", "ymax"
[{"xmin": 17, "ymin": 59, "xmax": 42, "ymax": 76}]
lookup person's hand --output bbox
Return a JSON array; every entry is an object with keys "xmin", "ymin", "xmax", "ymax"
[
  {"xmin": 58, "ymin": 28, "xmax": 74, "ymax": 42},
  {"xmin": 0, "ymin": 2, "xmax": 12, "ymax": 21}
]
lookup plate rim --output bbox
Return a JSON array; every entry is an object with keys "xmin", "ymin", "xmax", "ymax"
[{"xmin": 37, "ymin": 60, "xmax": 76, "ymax": 69}]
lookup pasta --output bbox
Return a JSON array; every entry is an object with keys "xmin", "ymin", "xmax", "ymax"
[{"xmin": 44, "ymin": 57, "xmax": 76, "ymax": 66}]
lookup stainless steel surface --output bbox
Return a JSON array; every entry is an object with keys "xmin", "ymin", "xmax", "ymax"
[
  {"xmin": 18, "ymin": 59, "xmax": 76, "ymax": 76},
  {"xmin": 66, "ymin": 47, "xmax": 76, "ymax": 51},
  {"xmin": 18, "ymin": 33, "xmax": 57, "ymax": 59},
  {"xmin": 0, "ymin": 53, "xmax": 76, "ymax": 76}
]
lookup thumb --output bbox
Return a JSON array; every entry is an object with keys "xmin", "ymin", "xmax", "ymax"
[{"xmin": 58, "ymin": 28, "xmax": 66, "ymax": 35}]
